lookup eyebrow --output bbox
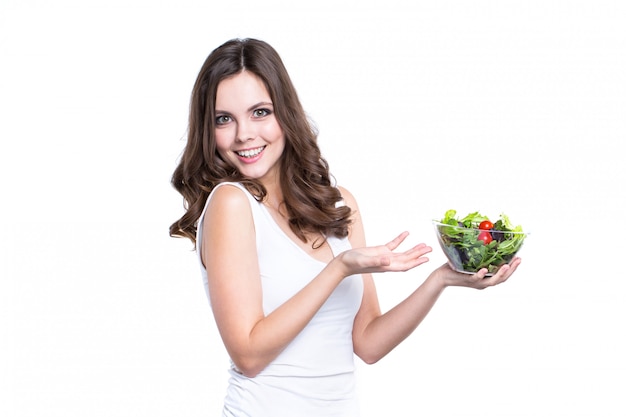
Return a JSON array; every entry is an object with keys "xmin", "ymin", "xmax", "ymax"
[
  {"xmin": 215, "ymin": 101, "xmax": 274, "ymax": 114},
  {"xmin": 248, "ymin": 101, "xmax": 273, "ymax": 111}
]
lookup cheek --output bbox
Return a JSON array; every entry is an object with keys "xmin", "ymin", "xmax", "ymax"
[
  {"xmin": 264, "ymin": 121, "xmax": 285, "ymax": 143},
  {"xmin": 214, "ymin": 129, "xmax": 232, "ymax": 153}
]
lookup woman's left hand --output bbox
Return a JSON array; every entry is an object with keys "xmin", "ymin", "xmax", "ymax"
[{"xmin": 432, "ymin": 257, "xmax": 522, "ymax": 290}]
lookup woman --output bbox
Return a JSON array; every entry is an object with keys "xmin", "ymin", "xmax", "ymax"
[{"xmin": 170, "ymin": 38, "xmax": 521, "ymax": 417}]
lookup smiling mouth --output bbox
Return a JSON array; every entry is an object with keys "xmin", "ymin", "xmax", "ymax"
[{"xmin": 236, "ymin": 146, "xmax": 265, "ymax": 158}]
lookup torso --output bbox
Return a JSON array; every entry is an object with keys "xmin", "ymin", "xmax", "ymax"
[
  {"xmin": 261, "ymin": 203, "xmax": 335, "ymax": 264},
  {"xmin": 196, "ymin": 182, "xmax": 363, "ymax": 416}
]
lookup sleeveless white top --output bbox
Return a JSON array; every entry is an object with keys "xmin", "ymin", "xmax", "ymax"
[{"xmin": 196, "ymin": 182, "xmax": 364, "ymax": 417}]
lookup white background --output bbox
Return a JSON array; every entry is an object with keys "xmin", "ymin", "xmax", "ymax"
[{"xmin": 1, "ymin": 1, "xmax": 625, "ymax": 416}]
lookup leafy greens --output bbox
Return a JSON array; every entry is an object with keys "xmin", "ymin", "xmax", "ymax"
[{"xmin": 436, "ymin": 209, "xmax": 526, "ymax": 274}]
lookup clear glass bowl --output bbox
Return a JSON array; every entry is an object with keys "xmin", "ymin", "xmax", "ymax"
[{"xmin": 433, "ymin": 221, "xmax": 528, "ymax": 276}]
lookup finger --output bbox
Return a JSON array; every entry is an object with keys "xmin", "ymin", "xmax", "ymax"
[
  {"xmin": 385, "ymin": 249, "xmax": 430, "ymax": 271},
  {"xmin": 410, "ymin": 256, "xmax": 430, "ymax": 268},
  {"xmin": 498, "ymin": 258, "xmax": 522, "ymax": 282},
  {"xmin": 396, "ymin": 244, "xmax": 431, "ymax": 262},
  {"xmin": 471, "ymin": 268, "xmax": 490, "ymax": 286},
  {"xmin": 385, "ymin": 231, "xmax": 410, "ymax": 251},
  {"xmin": 389, "ymin": 256, "xmax": 429, "ymax": 272},
  {"xmin": 405, "ymin": 243, "xmax": 432, "ymax": 257},
  {"xmin": 493, "ymin": 264, "xmax": 511, "ymax": 283},
  {"xmin": 483, "ymin": 258, "xmax": 520, "ymax": 286}
]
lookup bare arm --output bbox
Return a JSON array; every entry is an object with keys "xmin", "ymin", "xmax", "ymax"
[
  {"xmin": 343, "ymin": 187, "xmax": 521, "ymax": 364},
  {"xmin": 202, "ymin": 185, "xmax": 347, "ymax": 377},
  {"xmin": 202, "ymin": 185, "xmax": 433, "ymax": 377}
]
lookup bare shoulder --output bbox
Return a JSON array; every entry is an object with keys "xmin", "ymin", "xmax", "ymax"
[
  {"xmin": 207, "ymin": 184, "xmax": 250, "ymax": 220},
  {"xmin": 337, "ymin": 185, "xmax": 367, "ymax": 246},
  {"xmin": 336, "ymin": 185, "xmax": 360, "ymax": 211},
  {"xmin": 207, "ymin": 183, "xmax": 251, "ymax": 213},
  {"xmin": 203, "ymin": 184, "xmax": 255, "ymax": 243},
  {"xmin": 202, "ymin": 183, "xmax": 256, "ymax": 266}
]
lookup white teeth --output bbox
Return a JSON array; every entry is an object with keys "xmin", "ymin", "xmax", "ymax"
[{"xmin": 237, "ymin": 146, "xmax": 264, "ymax": 158}]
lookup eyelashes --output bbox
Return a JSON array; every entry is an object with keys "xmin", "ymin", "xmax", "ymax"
[
  {"xmin": 253, "ymin": 108, "xmax": 272, "ymax": 117},
  {"xmin": 215, "ymin": 107, "xmax": 273, "ymax": 125},
  {"xmin": 215, "ymin": 115, "xmax": 231, "ymax": 125}
]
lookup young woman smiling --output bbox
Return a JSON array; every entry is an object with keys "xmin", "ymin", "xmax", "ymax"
[{"xmin": 170, "ymin": 38, "xmax": 521, "ymax": 417}]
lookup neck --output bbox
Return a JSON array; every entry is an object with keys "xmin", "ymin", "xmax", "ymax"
[{"xmin": 263, "ymin": 195, "xmax": 284, "ymax": 212}]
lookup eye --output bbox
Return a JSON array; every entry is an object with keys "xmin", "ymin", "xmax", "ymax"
[
  {"xmin": 253, "ymin": 108, "xmax": 271, "ymax": 118},
  {"xmin": 215, "ymin": 114, "xmax": 231, "ymax": 125}
]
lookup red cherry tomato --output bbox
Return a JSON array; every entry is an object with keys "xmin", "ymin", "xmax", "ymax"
[
  {"xmin": 478, "ymin": 231, "xmax": 493, "ymax": 245},
  {"xmin": 479, "ymin": 220, "xmax": 494, "ymax": 230}
]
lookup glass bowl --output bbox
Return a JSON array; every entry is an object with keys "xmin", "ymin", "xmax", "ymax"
[{"xmin": 433, "ymin": 221, "xmax": 528, "ymax": 276}]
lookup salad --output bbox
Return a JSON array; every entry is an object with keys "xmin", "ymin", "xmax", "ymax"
[{"xmin": 434, "ymin": 209, "xmax": 526, "ymax": 274}]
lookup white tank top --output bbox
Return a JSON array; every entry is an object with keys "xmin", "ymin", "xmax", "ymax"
[{"xmin": 196, "ymin": 182, "xmax": 364, "ymax": 417}]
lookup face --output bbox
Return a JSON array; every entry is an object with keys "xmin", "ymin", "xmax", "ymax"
[{"xmin": 214, "ymin": 71, "xmax": 285, "ymax": 186}]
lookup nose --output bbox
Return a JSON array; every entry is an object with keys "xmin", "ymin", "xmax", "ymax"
[{"xmin": 235, "ymin": 119, "xmax": 255, "ymax": 143}]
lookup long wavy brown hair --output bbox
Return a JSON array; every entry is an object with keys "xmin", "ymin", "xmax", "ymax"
[{"xmin": 169, "ymin": 38, "xmax": 352, "ymax": 247}]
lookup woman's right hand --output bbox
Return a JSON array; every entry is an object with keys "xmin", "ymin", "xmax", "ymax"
[{"xmin": 336, "ymin": 231, "xmax": 432, "ymax": 277}]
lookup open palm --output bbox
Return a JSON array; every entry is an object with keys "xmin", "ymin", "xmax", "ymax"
[{"xmin": 339, "ymin": 232, "xmax": 432, "ymax": 275}]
